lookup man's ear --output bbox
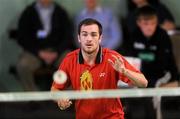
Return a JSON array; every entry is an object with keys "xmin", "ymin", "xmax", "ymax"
[
  {"xmin": 78, "ymin": 35, "xmax": 80, "ymax": 43},
  {"xmin": 136, "ymin": 19, "xmax": 140, "ymax": 27},
  {"xmin": 99, "ymin": 35, "xmax": 102, "ymax": 43}
]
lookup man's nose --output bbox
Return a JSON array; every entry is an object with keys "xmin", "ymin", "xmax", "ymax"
[{"xmin": 86, "ymin": 34, "xmax": 92, "ymax": 41}]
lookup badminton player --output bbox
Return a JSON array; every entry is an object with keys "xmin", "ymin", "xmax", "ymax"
[{"xmin": 51, "ymin": 18, "xmax": 148, "ymax": 119}]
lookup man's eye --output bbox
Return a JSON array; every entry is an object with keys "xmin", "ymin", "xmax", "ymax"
[
  {"xmin": 82, "ymin": 34, "xmax": 88, "ymax": 37},
  {"xmin": 91, "ymin": 34, "xmax": 97, "ymax": 37}
]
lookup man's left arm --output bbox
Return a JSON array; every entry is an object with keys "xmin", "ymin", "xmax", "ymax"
[{"xmin": 108, "ymin": 54, "xmax": 148, "ymax": 88}]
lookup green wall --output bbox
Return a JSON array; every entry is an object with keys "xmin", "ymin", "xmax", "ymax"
[
  {"xmin": 0, "ymin": 0, "xmax": 27, "ymax": 91},
  {"xmin": 160, "ymin": 0, "xmax": 180, "ymax": 26},
  {"xmin": 0, "ymin": 0, "xmax": 24, "ymax": 68}
]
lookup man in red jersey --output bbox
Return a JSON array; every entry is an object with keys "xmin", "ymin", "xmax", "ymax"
[{"xmin": 51, "ymin": 18, "xmax": 148, "ymax": 119}]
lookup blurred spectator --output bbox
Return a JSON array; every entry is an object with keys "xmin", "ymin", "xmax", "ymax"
[
  {"xmin": 124, "ymin": 5, "xmax": 179, "ymax": 119},
  {"xmin": 16, "ymin": 0, "xmax": 73, "ymax": 91},
  {"xmin": 127, "ymin": 5, "xmax": 178, "ymax": 88},
  {"xmin": 126, "ymin": 0, "xmax": 176, "ymax": 34},
  {"xmin": 74, "ymin": 0, "xmax": 123, "ymax": 50}
]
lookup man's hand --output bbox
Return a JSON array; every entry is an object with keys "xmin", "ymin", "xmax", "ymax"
[
  {"xmin": 108, "ymin": 55, "xmax": 126, "ymax": 74},
  {"xmin": 51, "ymin": 86, "xmax": 72, "ymax": 110},
  {"xmin": 108, "ymin": 55, "xmax": 148, "ymax": 88},
  {"xmin": 161, "ymin": 20, "xmax": 175, "ymax": 31},
  {"xmin": 57, "ymin": 99, "xmax": 72, "ymax": 110}
]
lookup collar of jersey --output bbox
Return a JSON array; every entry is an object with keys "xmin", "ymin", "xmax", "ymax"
[{"xmin": 78, "ymin": 46, "xmax": 102, "ymax": 64}]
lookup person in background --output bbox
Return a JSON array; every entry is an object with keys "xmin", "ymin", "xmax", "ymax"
[
  {"xmin": 126, "ymin": 0, "xmax": 176, "ymax": 34},
  {"xmin": 16, "ymin": 0, "xmax": 73, "ymax": 91},
  {"xmin": 74, "ymin": 0, "xmax": 123, "ymax": 51},
  {"xmin": 51, "ymin": 18, "xmax": 148, "ymax": 119},
  {"xmin": 124, "ymin": 5, "xmax": 179, "ymax": 119}
]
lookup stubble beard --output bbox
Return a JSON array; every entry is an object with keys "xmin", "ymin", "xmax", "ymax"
[{"xmin": 83, "ymin": 46, "xmax": 99, "ymax": 55}]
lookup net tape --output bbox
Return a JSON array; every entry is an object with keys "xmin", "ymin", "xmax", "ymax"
[{"xmin": 0, "ymin": 88, "xmax": 180, "ymax": 102}]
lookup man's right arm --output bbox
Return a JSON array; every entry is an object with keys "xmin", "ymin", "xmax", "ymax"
[
  {"xmin": 51, "ymin": 86, "xmax": 72, "ymax": 110},
  {"xmin": 51, "ymin": 68, "xmax": 72, "ymax": 110}
]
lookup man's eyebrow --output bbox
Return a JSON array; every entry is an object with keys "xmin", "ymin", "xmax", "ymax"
[
  {"xmin": 91, "ymin": 32, "xmax": 98, "ymax": 34},
  {"xmin": 81, "ymin": 31, "xmax": 87, "ymax": 33},
  {"xmin": 81, "ymin": 31, "xmax": 98, "ymax": 34}
]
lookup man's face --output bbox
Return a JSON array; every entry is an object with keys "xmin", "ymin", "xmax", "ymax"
[
  {"xmin": 39, "ymin": 0, "xmax": 53, "ymax": 6},
  {"xmin": 78, "ymin": 24, "xmax": 102, "ymax": 54},
  {"xmin": 132, "ymin": 0, "xmax": 147, "ymax": 6},
  {"xmin": 137, "ymin": 17, "xmax": 158, "ymax": 37},
  {"xmin": 85, "ymin": 0, "xmax": 97, "ymax": 10}
]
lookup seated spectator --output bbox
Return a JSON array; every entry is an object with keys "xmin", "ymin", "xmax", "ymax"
[
  {"xmin": 74, "ymin": 0, "xmax": 123, "ymax": 50},
  {"xmin": 124, "ymin": 5, "xmax": 179, "ymax": 119},
  {"xmin": 126, "ymin": 0, "xmax": 176, "ymax": 34},
  {"xmin": 16, "ymin": 0, "xmax": 73, "ymax": 91}
]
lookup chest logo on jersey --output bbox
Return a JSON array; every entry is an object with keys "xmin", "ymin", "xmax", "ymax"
[
  {"xmin": 99, "ymin": 72, "xmax": 106, "ymax": 77},
  {"xmin": 80, "ymin": 70, "xmax": 93, "ymax": 90}
]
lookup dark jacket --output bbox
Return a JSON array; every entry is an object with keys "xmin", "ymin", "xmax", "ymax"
[
  {"xmin": 126, "ymin": 26, "xmax": 178, "ymax": 87},
  {"xmin": 17, "ymin": 2, "xmax": 73, "ymax": 55}
]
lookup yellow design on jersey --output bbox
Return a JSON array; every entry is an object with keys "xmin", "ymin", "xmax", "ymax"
[{"xmin": 80, "ymin": 70, "xmax": 93, "ymax": 90}]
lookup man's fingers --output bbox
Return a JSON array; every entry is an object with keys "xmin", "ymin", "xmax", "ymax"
[
  {"xmin": 108, "ymin": 59, "xmax": 114, "ymax": 65},
  {"xmin": 111, "ymin": 55, "xmax": 123, "ymax": 64},
  {"xmin": 65, "ymin": 100, "xmax": 72, "ymax": 107},
  {"xmin": 117, "ymin": 56, "xmax": 124, "ymax": 63},
  {"xmin": 58, "ymin": 99, "xmax": 72, "ymax": 110},
  {"xmin": 66, "ymin": 101, "xmax": 72, "ymax": 108},
  {"xmin": 111, "ymin": 55, "xmax": 118, "ymax": 61}
]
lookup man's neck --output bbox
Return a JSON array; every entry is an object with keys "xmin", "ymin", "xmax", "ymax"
[{"xmin": 81, "ymin": 47, "xmax": 99, "ymax": 66}]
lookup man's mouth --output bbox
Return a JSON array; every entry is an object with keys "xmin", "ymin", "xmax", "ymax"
[{"xmin": 86, "ymin": 44, "xmax": 93, "ymax": 47}]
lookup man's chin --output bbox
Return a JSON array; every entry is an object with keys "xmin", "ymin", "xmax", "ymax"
[
  {"xmin": 84, "ymin": 49, "xmax": 94, "ymax": 54},
  {"xmin": 86, "ymin": 50, "xmax": 94, "ymax": 54},
  {"xmin": 83, "ymin": 46, "xmax": 98, "ymax": 54}
]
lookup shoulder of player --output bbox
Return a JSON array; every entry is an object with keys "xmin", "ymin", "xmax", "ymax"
[
  {"xmin": 63, "ymin": 49, "xmax": 79, "ymax": 61},
  {"xmin": 103, "ymin": 48, "xmax": 123, "ymax": 57}
]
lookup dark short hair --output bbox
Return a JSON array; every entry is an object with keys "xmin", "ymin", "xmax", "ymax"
[
  {"xmin": 135, "ymin": 5, "xmax": 158, "ymax": 20},
  {"xmin": 78, "ymin": 18, "xmax": 102, "ymax": 35}
]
